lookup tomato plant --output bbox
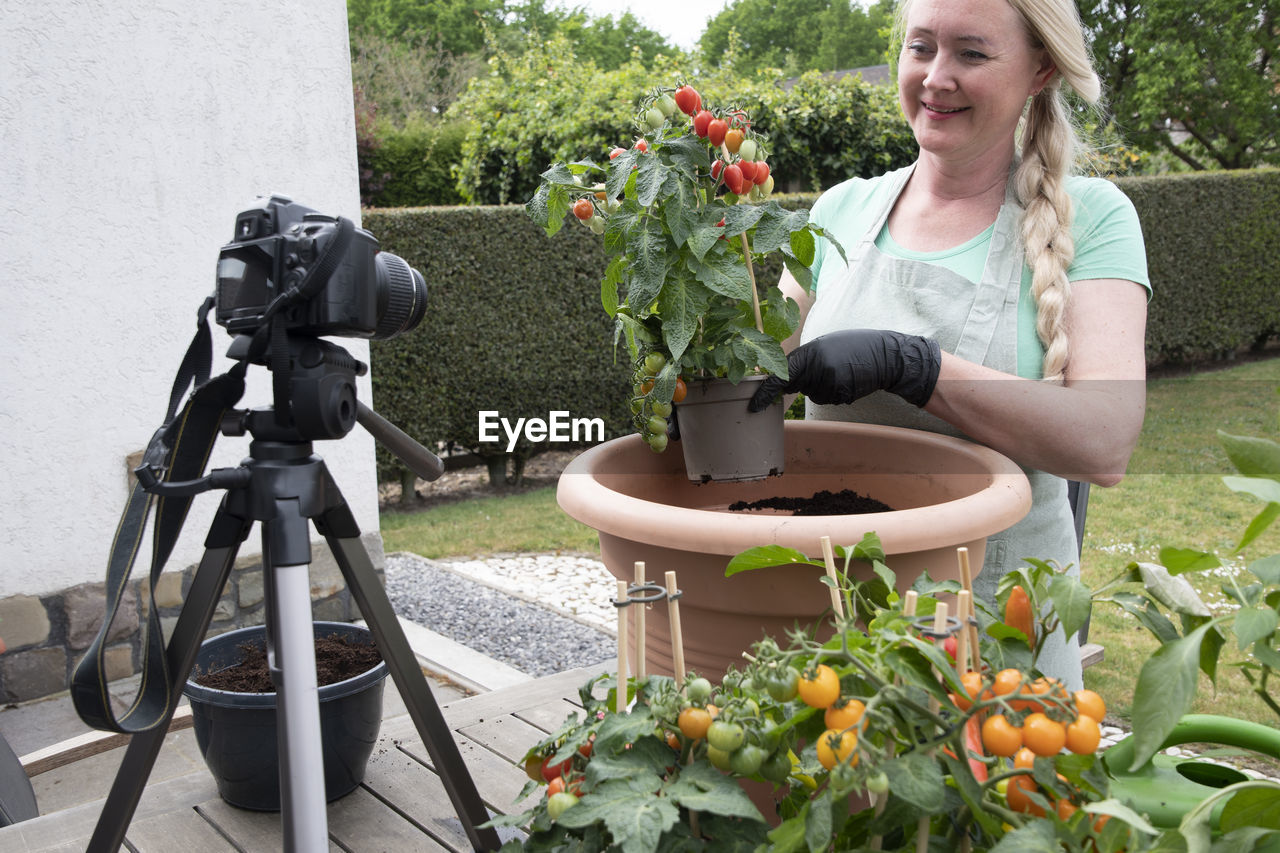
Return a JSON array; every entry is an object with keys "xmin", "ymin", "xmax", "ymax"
[{"xmin": 981, "ymin": 713, "xmax": 1023, "ymax": 757}]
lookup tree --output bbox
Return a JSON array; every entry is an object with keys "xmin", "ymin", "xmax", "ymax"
[
  {"xmin": 699, "ymin": 0, "xmax": 894, "ymax": 74},
  {"xmin": 1080, "ymin": 0, "xmax": 1279, "ymax": 170},
  {"xmin": 347, "ymin": 0, "xmax": 505, "ymax": 58}
]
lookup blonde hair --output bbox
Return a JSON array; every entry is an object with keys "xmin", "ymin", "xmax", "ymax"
[{"xmin": 894, "ymin": 0, "xmax": 1102, "ymax": 382}]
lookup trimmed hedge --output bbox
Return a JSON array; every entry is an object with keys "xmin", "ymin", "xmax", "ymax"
[
  {"xmin": 365, "ymin": 170, "xmax": 1279, "ymax": 484},
  {"xmin": 365, "ymin": 119, "xmax": 467, "ymax": 208},
  {"xmin": 1122, "ymin": 169, "xmax": 1280, "ymax": 362}
]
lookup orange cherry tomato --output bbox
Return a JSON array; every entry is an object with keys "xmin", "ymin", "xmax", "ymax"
[
  {"xmin": 1074, "ymin": 689, "xmax": 1107, "ymax": 722},
  {"xmin": 954, "ymin": 671, "xmax": 984, "ymax": 711},
  {"xmin": 797, "ymin": 664, "xmax": 840, "ymax": 709},
  {"xmin": 1065, "ymin": 714, "xmax": 1102, "ymax": 755},
  {"xmin": 1022, "ymin": 712, "xmax": 1067, "ymax": 757},
  {"xmin": 672, "ymin": 377, "xmax": 688, "ymax": 403},
  {"xmin": 981, "ymin": 713, "xmax": 1023, "ymax": 757},
  {"xmin": 1007, "ymin": 774, "xmax": 1043, "ymax": 816},
  {"xmin": 724, "ymin": 128, "xmax": 745, "ymax": 155},
  {"xmin": 824, "ymin": 698, "xmax": 865, "ymax": 731},
  {"xmin": 678, "ymin": 706, "xmax": 712, "ymax": 740},
  {"xmin": 992, "ymin": 668, "xmax": 1023, "ymax": 698},
  {"xmin": 816, "ymin": 728, "xmax": 858, "ymax": 769}
]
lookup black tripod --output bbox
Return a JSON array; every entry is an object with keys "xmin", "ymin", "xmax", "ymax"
[{"xmin": 86, "ymin": 398, "xmax": 502, "ymax": 851}]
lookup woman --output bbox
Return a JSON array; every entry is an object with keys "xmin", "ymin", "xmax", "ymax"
[{"xmin": 750, "ymin": 0, "xmax": 1150, "ymax": 689}]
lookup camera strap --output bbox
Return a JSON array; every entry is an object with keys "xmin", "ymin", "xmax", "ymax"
[{"xmin": 71, "ymin": 298, "xmax": 250, "ymax": 733}]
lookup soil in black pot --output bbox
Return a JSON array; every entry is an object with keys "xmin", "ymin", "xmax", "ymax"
[
  {"xmin": 194, "ymin": 634, "xmax": 383, "ymax": 693},
  {"xmin": 729, "ymin": 489, "xmax": 894, "ymax": 516}
]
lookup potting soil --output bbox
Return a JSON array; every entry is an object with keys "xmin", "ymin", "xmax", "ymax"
[
  {"xmin": 193, "ymin": 635, "xmax": 383, "ymax": 693},
  {"xmin": 728, "ymin": 489, "xmax": 894, "ymax": 515}
]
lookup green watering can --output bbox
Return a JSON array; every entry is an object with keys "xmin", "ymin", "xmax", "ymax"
[{"xmin": 1103, "ymin": 714, "xmax": 1280, "ymax": 830}]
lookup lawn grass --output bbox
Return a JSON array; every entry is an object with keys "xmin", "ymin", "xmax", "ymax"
[
  {"xmin": 381, "ymin": 357, "xmax": 1280, "ymax": 725},
  {"xmin": 1079, "ymin": 357, "xmax": 1280, "ymax": 725},
  {"xmin": 379, "ymin": 487, "xmax": 599, "ymax": 558}
]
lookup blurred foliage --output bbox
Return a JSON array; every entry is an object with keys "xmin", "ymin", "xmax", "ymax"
[
  {"xmin": 1078, "ymin": 0, "xmax": 1279, "ymax": 170},
  {"xmin": 699, "ymin": 0, "xmax": 896, "ymax": 74}
]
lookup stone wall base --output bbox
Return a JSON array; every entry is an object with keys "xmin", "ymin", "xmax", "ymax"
[{"xmin": 0, "ymin": 532, "xmax": 385, "ymax": 705}]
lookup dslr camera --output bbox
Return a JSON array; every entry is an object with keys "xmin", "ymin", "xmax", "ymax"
[{"xmin": 215, "ymin": 194, "xmax": 425, "ymax": 340}]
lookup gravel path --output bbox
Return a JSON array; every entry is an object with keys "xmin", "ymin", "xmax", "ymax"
[{"xmin": 384, "ymin": 551, "xmax": 616, "ymax": 677}]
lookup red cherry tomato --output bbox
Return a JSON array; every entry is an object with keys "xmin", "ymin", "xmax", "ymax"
[
  {"xmin": 572, "ymin": 198, "xmax": 594, "ymax": 220},
  {"xmin": 673, "ymin": 85, "xmax": 701, "ymax": 116},
  {"xmin": 710, "ymin": 160, "xmax": 724, "ymax": 180},
  {"xmin": 633, "ymin": 138, "xmax": 649, "ymax": 153},
  {"xmin": 707, "ymin": 118, "xmax": 728, "ymax": 148},
  {"xmin": 755, "ymin": 162, "xmax": 771, "ymax": 183},
  {"xmin": 692, "ymin": 109, "xmax": 713, "ymax": 138},
  {"xmin": 609, "ymin": 147, "xmax": 626, "ymax": 160},
  {"xmin": 723, "ymin": 163, "xmax": 744, "ymax": 195},
  {"xmin": 737, "ymin": 160, "xmax": 757, "ymax": 182}
]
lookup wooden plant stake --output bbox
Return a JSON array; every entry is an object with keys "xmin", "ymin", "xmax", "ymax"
[
  {"xmin": 820, "ymin": 535, "xmax": 844, "ymax": 618},
  {"xmin": 872, "ymin": 591, "xmax": 919, "ymax": 851},
  {"xmin": 615, "ymin": 580, "xmax": 629, "ymax": 714},
  {"xmin": 956, "ymin": 590, "xmax": 973, "ymax": 681},
  {"xmin": 665, "ymin": 571, "xmax": 686, "ymax": 684},
  {"xmin": 917, "ymin": 602, "xmax": 950, "ymax": 853},
  {"xmin": 634, "ymin": 562, "xmax": 647, "ymax": 680},
  {"xmin": 956, "ymin": 547, "xmax": 983, "ymax": 673}
]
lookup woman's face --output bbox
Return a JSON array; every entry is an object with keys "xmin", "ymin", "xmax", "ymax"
[{"xmin": 898, "ymin": 0, "xmax": 1055, "ymax": 167}]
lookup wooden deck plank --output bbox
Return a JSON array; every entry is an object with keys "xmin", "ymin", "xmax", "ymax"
[
  {"xmin": 195, "ymin": 797, "xmax": 345, "ymax": 852},
  {"xmin": 125, "ymin": 807, "xmax": 235, "ymax": 852},
  {"xmin": 513, "ymin": 698, "xmax": 586, "ymax": 733},
  {"xmin": 457, "ymin": 715, "xmax": 549, "ymax": 766},
  {"xmin": 327, "ymin": 786, "xmax": 453, "ymax": 852}
]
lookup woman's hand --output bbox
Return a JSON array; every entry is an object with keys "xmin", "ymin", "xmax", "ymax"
[{"xmin": 748, "ymin": 329, "xmax": 942, "ymax": 411}]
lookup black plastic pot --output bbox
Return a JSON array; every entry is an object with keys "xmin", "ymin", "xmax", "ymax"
[
  {"xmin": 182, "ymin": 621, "xmax": 388, "ymax": 811},
  {"xmin": 674, "ymin": 375, "xmax": 785, "ymax": 482}
]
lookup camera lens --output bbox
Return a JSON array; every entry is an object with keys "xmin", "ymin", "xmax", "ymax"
[{"xmin": 372, "ymin": 252, "xmax": 427, "ymax": 339}]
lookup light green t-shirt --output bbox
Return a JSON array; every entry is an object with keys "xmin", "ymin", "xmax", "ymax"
[{"xmin": 808, "ymin": 173, "xmax": 1152, "ymax": 379}]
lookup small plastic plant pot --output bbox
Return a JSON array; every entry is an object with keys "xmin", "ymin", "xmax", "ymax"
[{"xmin": 183, "ymin": 621, "xmax": 388, "ymax": 811}]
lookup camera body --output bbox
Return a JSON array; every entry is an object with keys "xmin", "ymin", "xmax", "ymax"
[{"xmin": 215, "ymin": 194, "xmax": 425, "ymax": 340}]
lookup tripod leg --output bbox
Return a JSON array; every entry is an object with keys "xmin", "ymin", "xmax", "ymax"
[
  {"xmin": 87, "ymin": 512, "xmax": 250, "ymax": 853},
  {"xmin": 318, "ymin": 514, "xmax": 501, "ymax": 851}
]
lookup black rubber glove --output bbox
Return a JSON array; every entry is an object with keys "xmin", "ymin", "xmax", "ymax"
[{"xmin": 747, "ymin": 329, "xmax": 942, "ymax": 412}]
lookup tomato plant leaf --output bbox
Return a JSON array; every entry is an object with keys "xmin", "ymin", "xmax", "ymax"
[
  {"xmin": 634, "ymin": 155, "xmax": 666, "ymax": 208},
  {"xmin": 1047, "ymin": 574, "xmax": 1093, "ymax": 641},
  {"xmin": 939, "ymin": 751, "xmax": 1002, "ymax": 835},
  {"xmin": 732, "ymin": 328, "xmax": 789, "ymax": 379},
  {"xmin": 1249, "ymin": 554, "xmax": 1280, "ymax": 584},
  {"xmin": 604, "ymin": 205, "xmax": 640, "ymax": 255},
  {"xmin": 803, "ymin": 788, "xmax": 833, "ymax": 852},
  {"xmin": 606, "ymin": 149, "xmax": 639, "ymax": 198},
  {"xmin": 988, "ymin": 818, "xmax": 1058, "ymax": 852},
  {"xmin": 1224, "ymin": 475, "xmax": 1280, "ymax": 504},
  {"xmin": 750, "ymin": 204, "xmax": 809, "ymax": 255},
  {"xmin": 1127, "ymin": 621, "xmax": 1221, "ymax": 770},
  {"xmin": 1109, "ymin": 591, "xmax": 1182, "ymax": 642},
  {"xmin": 1158, "ymin": 546, "xmax": 1222, "ymax": 574},
  {"xmin": 1233, "ymin": 606, "xmax": 1279, "ymax": 651},
  {"xmin": 1218, "ymin": 430, "xmax": 1280, "ymax": 480},
  {"xmin": 721, "ymin": 203, "xmax": 765, "ymax": 238},
  {"xmin": 1236, "ymin": 501, "xmax": 1280, "ymax": 552},
  {"xmin": 725, "ymin": 545, "xmax": 824, "ymax": 577},
  {"xmin": 601, "ymin": 256, "xmax": 626, "ymax": 318},
  {"xmin": 555, "ymin": 777, "xmax": 680, "ymax": 852},
  {"xmin": 782, "ymin": 254, "xmax": 815, "ymax": 293},
  {"xmin": 882, "ymin": 752, "xmax": 947, "ymax": 813},
  {"xmin": 658, "ymin": 275, "xmax": 703, "ymax": 364},
  {"xmin": 1136, "ymin": 561, "xmax": 1212, "ymax": 617},
  {"xmin": 765, "ymin": 801, "xmax": 809, "ymax": 853},
  {"xmin": 625, "ymin": 219, "xmax": 670, "ymax": 312},
  {"xmin": 593, "ymin": 707, "xmax": 660, "ymax": 756},
  {"xmin": 689, "ymin": 251, "xmax": 752, "ymax": 300},
  {"xmin": 664, "ymin": 761, "xmax": 765, "ymax": 822},
  {"xmin": 788, "ymin": 227, "xmax": 816, "ymax": 268},
  {"xmin": 663, "ymin": 177, "xmax": 701, "ymax": 249}
]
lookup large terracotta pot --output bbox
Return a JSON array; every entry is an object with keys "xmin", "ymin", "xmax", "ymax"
[{"xmin": 557, "ymin": 420, "xmax": 1032, "ymax": 679}]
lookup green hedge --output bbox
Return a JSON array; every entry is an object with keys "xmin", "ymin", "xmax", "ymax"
[
  {"xmin": 364, "ymin": 119, "xmax": 468, "ymax": 208},
  {"xmin": 365, "ymin": 171, "xmax": 1279, "ymax": 484},
  {"xmin": 1118, "ymin": 169, "xmax": 1280, "ymax": 363}
]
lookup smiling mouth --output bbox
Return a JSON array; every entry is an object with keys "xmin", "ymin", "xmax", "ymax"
[{"xmin": 924, "ymin": 103, "xmax": 968, "ymax": 114}]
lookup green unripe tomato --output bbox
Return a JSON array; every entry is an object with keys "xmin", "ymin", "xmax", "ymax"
[
  {"xmin": 866, "ymin": 771, "xmax": 890, "ymax": 796},
  {"xmin": 760, "ymin": 749, "xmax": 792, "ymax": 783},
  {"xmin": 738, "ymin": 138, "xmax": 758, "ymax": 162},
  {"xmin": 829, "ymin": 762, "xmax": 858, "ymax": 796},
  {"xmin": 686, "ymin": 677, "xmax": 713, "ymax": 704},
  {"xmin": 547, "ymin": 791, "xmax": 579, "ymax": 820},
  {"xmin": 651, "ymin": 401, "xmax": 672, "ymax": 418},
  {"xmin": 729, "ymin": 744, "xmax": 767, "ymax": 776},
  {"xmin": 644, "ymin": 107, "xmax": 665, "ymax": 133},
  {"xmin": 706, "ymin": 745, "xmax": 735, "ymax": 771},
  {"xmin": 761, "ymin": 175, "xmax": 775, "ymax": 196},
  {"xmin": 646, "ymin": 416, "xmax": 668, "ymax": 436},
  {"xmin": 656, "ymin": 93, "xmax": 678, "ymax": 118},
  {"xmin": 647, "ymin": 433, "xmax": 668, "ymax": 453},
  {"xmin": 707, "ymin": 720, "xmax": 745, "ymax": 752},
  {"xmin": 766, "ymin": 668, "xmax": 800, "ymax": 702},
  {"xmin": 630, "ymin": 397, "xmax": 644, "ymax": 414},
  {"xmin": 588, "ymin": 215, "xmax": 605, "ymax": 234},
  {"xmin": 643, "ymin": 352, "xmax": 667, "ymax": 376}
]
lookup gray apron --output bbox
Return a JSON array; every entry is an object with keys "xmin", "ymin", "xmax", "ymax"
[{"xmin": 803, "ymin": 163, "xmax": 1083, "ymax": 690}]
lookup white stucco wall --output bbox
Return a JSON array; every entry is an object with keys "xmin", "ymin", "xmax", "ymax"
[{"xmin": 0, "ymin": 2, "xmax": 382, "ymax": 598}]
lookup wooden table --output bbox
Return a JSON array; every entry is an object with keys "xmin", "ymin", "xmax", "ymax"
[{"xmin": 0, "ymin": 664, "xmax": 609, "ymax": 852}]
